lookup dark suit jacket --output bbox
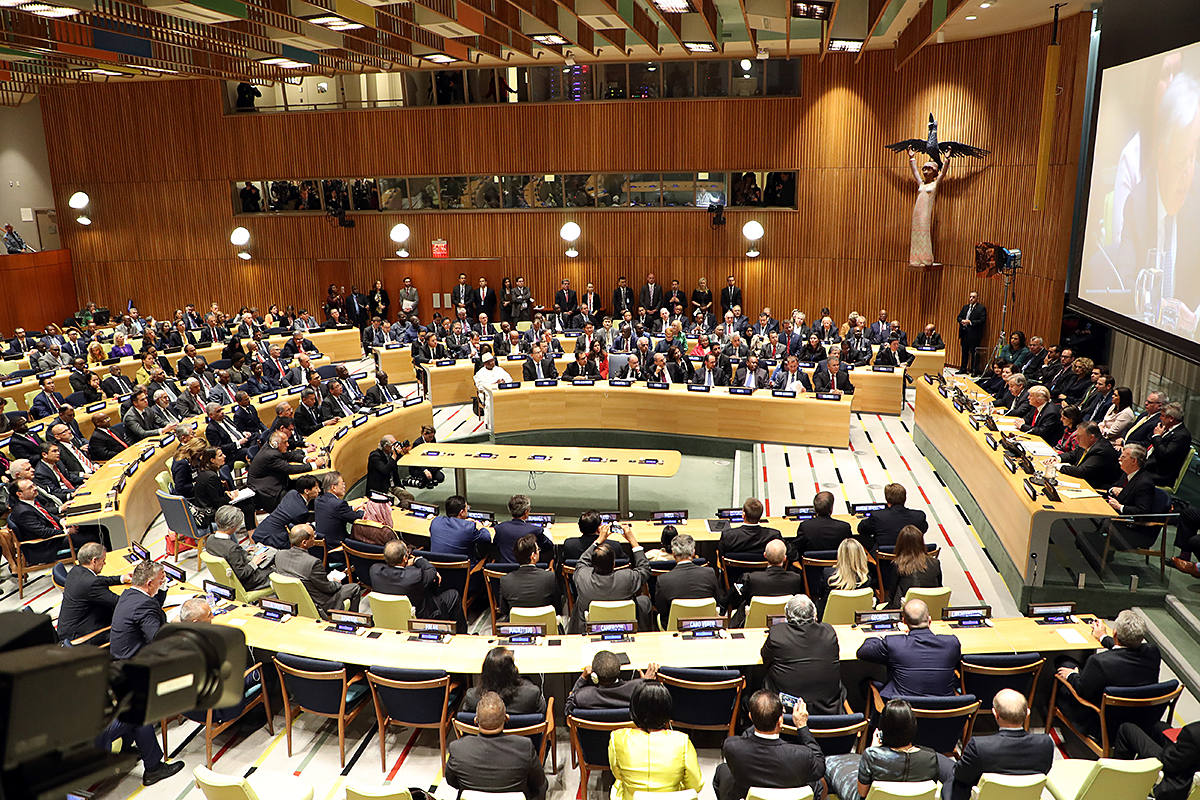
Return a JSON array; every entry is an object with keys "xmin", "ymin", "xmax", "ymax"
[
  {"xmin": 732, "ymin": 366, "xmax": 769, "ymax": 389},
  {"xmin": 110, "ymin": 586, "xmax": 167, "ymax": 659},
  {"xmin": 639, "ymin": 283, "xmax": 664, "ymax": 313},
  {"xmin": 875, "ymin": 345, "xmax": 913, "ymax": 368},
  {"xmin": 294, "ymin": 403, "xmax": 323, "ymax": 437},
  {"xmin": 233, "ymin": 405, "xmax": 266, "ymax": 439},
  {"xmin": 770, "ymin": 369, "xmax": 813, "ymax": 392},
  {"xmin": 206, "ymin": 533, "xmax": 272, "ymax": 591},
  {"xmin": 913, "ymin": 332, "xmax": 945, "ymax": 349},
  {"xmin": 612, "ymin": 286, "xmax": 634, "ymax": 315},
  {"xmin": 29, "ymin": 391, "xmax": 65, "ymax": 420},
  {"xmin": 655, "ymin": 561, "xmax": 723, "ymax": 627},
  {"xmin": 1124, "ymin": 412, "xmax": 1160, "ymax": 446},
  {"xmin": 102, "ymin": 374, "xmax": 135, "ymax": 397},
  {"xmin": 717, "ymin": 727, "xmax": 825, "ymax": 800},
  {"xmin": 563, "ymin": 361, "xmax": 600, "ymax": 380},
  {"xmin": 88, "ymin": 427, "xmax": 127, "ymax": 461},
  {"xmin": 949, "ymin": 728, "xmax": 1055, "ymax": 800},
  {"xmin": 1156, "ymin": 721, "xmax": 1200, "ymax": 800},
  {"xmin": 1112, "ymin": 469, "xmax": 1158, "ymax": 518},
  {"xmin": 473, "ymin": 287, "xmax": 498, "ymax": 319},
  {"xmin": 499, "ymin": 563, "xmax": 560, "ymax": 614},
  {"xmin": 366, "ymin": 447, "xmax": 402, "ymax": 493},
  {"xmin": 957, "ymin": 303, "xmax": 987, "ymax": 343},
  {"xmin": 34, "ymin": 459, "xmax": 81, "ymax": 501},
  {"xmin": 9, "ymin": 431, "xmax": 43, "ymax": 464},
  {"xmin": 369, "ymin": 559, "xmax": 443, "ymax": 618},
  {"xmin": 522, "ymin": 359, "xmax": 558, "ymax": 381},
  {"xmin": 565, "ymin": 675, "xmax": 639, "ymax": 715},
  {"xmin": 720, "ymin": 524, "xmax": 783, "ymax": 556},
  {"xmin": 493, "ymin": 519, "xmax": 554, "ymax": 563},
  {"xmin": 554, "ymin": 288, "xmax": 578, "ymax": 315},
  {"xmin": 1146, "ymin": 423, "xmax": 1192, "ymax": 486},
  {"xmin": 252, "ymin": 489, "xmax": 311, "ymax": 549},
  {"xmin": 445, "ymin": 732, "xmax": 546, "ymax": 800},
  {"xmin": 856, "ymin": 627, "xmax": 962, "ymax": 699},
  {"xmin": 314, "ymin": 492, "xmax": 363, "ymax": 549},
  {"xmin": 1060, "ymin": 439, "xmax": 1123, "ymax": 490},
  {"xmin": 761, "ymin": 621, "xmax": 847, "ymax": 715},
  {"xmin": 568, "ymin": 542, "xmax": 651, "ymax": 634},
  {"xmin": 720, "ymin": 286, "xmax": 743, "ymax": 315},
  {"xmin": 692, "ymin": 366, "xmax": 728, "ymax": 386},
  {"xmin": 813, "ymin": 370, "xmax": 855, "ymax": 394},
  {"xmin": 247, "ymin": 447, "xmax": 311, "ymax": 508},
  {"xmin": 1068, "ymin": 636, "xmax": 1161, "ymax": 705},
  {"xmin": 793, "ymin": 516, "xmax": 852, "ymax": 557},
  {"xmin": 273, "ymin": 546, "xmax": 344, "ymax": 612},
  {"xmin": 361, "ymin": 383, "xmax": 400, "ymax": 407},
  {"xmin": 319, "ymin": 395, "xmax": 355, "ymax": 422},
  {"xmin": 56, "ymin": 565, "xmax": 123, "ymax": 642},
  {"xmin": 857, "ymin": 505, "xmax": 929, "ymax": 550}
]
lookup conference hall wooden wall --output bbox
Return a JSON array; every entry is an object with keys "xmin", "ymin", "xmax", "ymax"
[{"xmin": 40, "ymin": 13, "xmax": 1090, "ymax": 349}]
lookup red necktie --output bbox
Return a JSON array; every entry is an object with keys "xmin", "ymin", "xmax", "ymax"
[
  {"xmin": 108, "ymin": 429, "xmax": 127, "ymax": 449},
  {"xmin": 53, "ymin": 464, "xmax": 74, "ymax": 491},
  {"xmin": 34, "ymin": 502, "xmax": 61, "ymax": 529},
  {"xmin": 1032, "ymin": 409, "xmax": 1040, "ymax": 427},
  {"xmin": 49, "ymin": 393, "xmax": 60, "ymax": 411}
]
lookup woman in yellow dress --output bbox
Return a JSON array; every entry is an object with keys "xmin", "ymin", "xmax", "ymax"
[{"xmin": 608, "ymin": 681, "xmax": 703, "ymax": 800}]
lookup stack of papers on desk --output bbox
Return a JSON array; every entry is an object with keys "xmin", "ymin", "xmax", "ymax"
[{"xmin": 230, "ymin": 487, "xmax": 256, "ymax": 504}]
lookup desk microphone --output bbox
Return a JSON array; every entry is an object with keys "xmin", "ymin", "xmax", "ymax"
[{"xmin": 1029, "ymin": 551, "xmax": 1038, "ymax": 586}]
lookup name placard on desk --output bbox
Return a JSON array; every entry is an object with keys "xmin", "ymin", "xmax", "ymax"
[
  {"xmin": 1003, "ymin": 455, "xmax": 1018, "ymax": 474},
  {"xmin": 728, "ymin": 386, "xmax": 754, "ymax": 395},
  {"xmin": 647, "ymin": 382, "xmax": 669, "ymax": 390},
  {"xmin": 985, "ymin": 433, "xmax": 998, "ymax": 450},
  {"xmin": 287, "ymin": 385, "xmax": 304, "ymax": 395},
  {"xmin": 385, "ymin": 343, "xmax": 402, "ymax": 349},
  {"xmin": 434, "ymin": 359, "xmax": 456, "ymax": 367},
  {"xmin": 797, "ymin": 362, "xmax": 815, "ymax": 368},
  {"xmin": 924, "ymin": 374, "xmax": 936, "ymax": 385},
  {"xmin": 815, "ymin": 392, "xmax": 842, "ymax": 401},
  {"xmin": 873, "ymin": 365, "xmax": 895, "ymax": 373},
  {"xmin": 259, "ymin": 392, "xmax": 278, "ymax": 402},
  {"xmin": 403, "ymin": 396, "xmax": 424, "ymax": 407},
  {"xmin": 917, "ymin": 346, "xmax": 938, "ymax": 351},
  {"xmin": 497, "ymin": 382, "xmax": 521, "ymax": 390},
  {"xmin": 608, "ymin": 379, "xmax": 632, "ymax": 387},
  {"xmin": 506, "ymin": 355, "xmax": 526, "ymax": 361},
  {"xmin": 688, "ymin": 384, "xmax": 711, "ymax": 393},
  {"xmin": 952, "ymin": 399, "xmax": 965, "ymax": 413},
  {"xmin": 375, "ymin": 405, "xmax": 395, "ymax": 416},
  {"xmin": 535, "ymin": 379, "xmax": 558, "ymax": 387},
  {"xmin": 772, "ymin": 389, "xmax": 796, "ymax": 398},
  {"xmin": 572, "ymin": 379, "xmax": 594, "ymax": 386},
  {"xmin": 1023, "ymin": 478, "xmax": 1038, "ymax": 500},
  {"xmin": 938, "ymin": 385, "xmax": 950, "ymax": 398},
  {"xmin": 2, "ymin": 377, "xmax": 22, "ymax": 387},
  {"xmin": 85, "ymin": 401, "xmax": 107, "ymax": 413}
]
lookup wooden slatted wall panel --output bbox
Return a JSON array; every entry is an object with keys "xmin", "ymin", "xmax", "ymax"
[{"xmin": 44, "ymin": 13, "xmax": 1089, "ymax": 347}]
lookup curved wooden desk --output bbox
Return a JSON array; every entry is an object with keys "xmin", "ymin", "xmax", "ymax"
[
  {"xmin": 424, "ymin": 355, "xmax": 573, "ymax": 407},
  {"xmin": 372, "ymin": 345, "xmax": 417, "ymax": 385},
  {"xmin": 487, "ymin": 382, "xmax": 853, "ymax": 449}
]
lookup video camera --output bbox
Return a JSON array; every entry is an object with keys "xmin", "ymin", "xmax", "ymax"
[{"xmin": 0, "ymin": 612, "xmax": 246, "ymax": 800}]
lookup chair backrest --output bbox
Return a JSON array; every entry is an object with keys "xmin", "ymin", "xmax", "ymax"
[
  {"xmin": 192, "ymin": 766, "xmax": 255, "ymax": 800},
  {"xmin": 1100, "ymin": 681, "xmax": 1182, "ymax": 752},
  {"xmin": 567, "ymin": 708, "xmax": 633, "ymax": 770},
  {"xmin": 367, "ymin": 592, "xmax": 413, "ymax": 631},
  {"xmin": 960, "ymin": 654, "xmax": 1045, "ymax": 710},
  {"xmin": 746, "ymin": 595, "xmax": 791, "ymax": 628},
  {"xmin": 413, "ymin": 550, "xmax": 471, "ymax": 600},
  {"xmin": 341, "ymin": 539, "xmax": 387, "ymax": 587},
  {"xmin": 454, "ymin": 704, "xmax": 552, "ymax": 759},
  {"xmin": 345, "ymin": 785, "xmax": 413, "ymax": 800},
  {"xmin": 799, "ymin": 551, "xmax": 838, "ymax": 597},
  {"xmin": 155, "ymin": 470, "xmax": 172, "ymax": 494},
  {"xmin": 51, "ymin": 561, "xmax": 71, "ymax": 591},
  {"xmin": 156, "ymin": 490, "xmax": 202, "ymax": 539},
  {"xmin": 657, "ymin": 666, "xmax": 745, "ymax": 733},
  {"xmin": 864, "ymin": 781, "xmax": 938, "ymax": 800},
  {"xmin": 973, "ymin": 773, "xmax": 1047, "ymax": 800},
  {"xmin": 1069, "ymin": 758, "xmax": 1163, "ymax": 800},
  {"xmin": 632, "ymin": 792, "xmax": 698, "ymax": 800},
  {"xmin": 274, "ymin": 652, "xmax": 350, "ymax": 715},
  {"xmin": 587, "ymin": 599, "xmax": 636, "ymax": 625},
  {"xmin": 783, "ymin": 713, "xmax": 869, "ymax": 756},
  {"xmin": 23, "ymin": 389, "xmax": 40, "ymax": 411},
  {"xmin": 200, "ymin": 550, "xmax": 247, "ymax": 601},
  {"xmin": 898, "ymin": 694, "xmax": 980, "ymax": 755},
  {"xmin": 510, "ymin": 605, "xmax": 558, "ymax": 631},
  {"xmin": 1164, "ymin": 446, "xmax": 1196, "ymax": 493},
  {"xmin": 366, "ymin": 666, "xmax": 452, "ymax": 726},
  {"xmin": 666, "ymin": 597, "xmax": 718, "ymax": 632},
  {"xmin": 269, "ymin": 573, "xmax": 322, "ymax": 619},
  {"xmin": 746, "ymin": 788, "xmax": 815, "ymax": 800},
  {"xmin": 903, "ymin": 587, "xmax": 952, "ymax": 619},
  {"xmin": 822, "ymin": 588, "xmax": 875, "ymax": 624}
]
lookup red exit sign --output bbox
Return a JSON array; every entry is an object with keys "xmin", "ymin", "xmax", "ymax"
[{"xmin": 432, "ymin": 239, "xmax": 448, "ymax": 258}]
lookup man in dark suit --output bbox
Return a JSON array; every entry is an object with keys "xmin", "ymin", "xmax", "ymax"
[
  {"xmin": 639, "ymin": 272, "xmax": 663, "ymax": 314},
  {"xmin": 1144, "ymin": 402, "xmax": 1192, "ymax": 486},
  {"xmin": 1019, "ymin": 386, "xmax": 1064, "ymax": 445},
  {"xmin": 561, "ymin": 510, "xmax": 602, "ymax": 563},
  {"xmin": 579, "ymin": 282, "xmax": 604, "ymax": 326},
  {"xmin": 1055, "ymin": 612, "xmax": 1161, "ymax": 736},
  {"xmin": 88, "ymin": 411, "xmax": 128, "ymax": 461},
  {"xmin": 614, "ymin": 354, "xmax": 645, "ymax": 381},
  {"xmin": 876, "ymin": 337, "xmax": 914, "ymax": 368},
  {"xmin": 262, "ymin": 345, "xmax": 292, "ymax": 389},
  {"xmin": 563, "ymin": 351, "xmax": 600, "ymax": 380},
  {"xmin": 654, "ymin": 533, "xmax": 722, "ymax": 629},
  {"xmin": 1002, "ymin": 375, "xmax": 1033, "ymax": 419},
  {"xmin": 366, "ymin": 435, "xmax": 408, "ymax": 497},
  {"xmin": 493, "ymin": 494, "xmax": 554, "ymax": 563},
  {"xmin": 232, "ymin": 392, "xmax": 267, "ymax": 444},
  {"xmin": 273, "ymin": 524, "xmax": 361, "ymax": 613},
  {"xmin": 294, "ymin": 390, "xmax": 326, "ymax": 437},
  {"xmin": 792, "ymin": 491, "xmax": 852, "ymax": 557},
  {"xmin": 731, "ymin": 540, "xmax": 805, "ymax": 626},
  {"xmin": 445, "ymin": 692, "xmax": 546, "ymax": 800},
  {"xmin": 565, "ymin": 650, "xmax": 654, "ymax": 714},
  {"xmin": 173, "ymin": 378, "xmax": 206, "ymax": 419},
  {"xmin": 8, "ymin": 479, "xmax": 94, "ymax": 562},
  {"xmin": 568, "ymin": 523, "xmax": 652, "ymax": 634},
  {"xmin": 720, "ymin": 498, "xmax": 782, "ymax": 556},
  {"xmin": 913, "ymin": 324, "xmax": 945, "ymax": 350},
  {"xmin": 1018, "ymin": 337, "xmax": 1048, "ymax": 379},
  {"xmin": 206, "ymin": 505, "xmax": 273, "ymax": 591},
  {"xmin": 7, "ymin": 417, "xmax": 42, "ymax": 464},
  {"xmin": 868, "ymin": 310, "xmax": 889, "ymax": 346},
  {"xmin": 720, "ymin": 275, "xmax": 743, "ymax": 316},
  {"xmin": 450, "ymin": 273, "xmax": 471, "ymax": 313},
  {"xmin": 499, "ymin": 534, "xmax": 560, "ymax": 616},
  {"xmin": 34, "ymin": 443, "xmax": 82, "ymax": 502},
  {"xmin": 956, "ymin": 291, "xmax": 987, "ymax": 374},
  {"xmin": 1104, "ymin": 444, "xmax": 1161, "ymax": 550},
  {"xmin": 56, "ymin": 542, "xmax": 131, "ymax": 643},
  {"xmin": 101, "ymin": 365, "xmax": 135, "ymax": 398},
  {"xmin": 761, "ymin": 594, "xmax": 847, "ymax": 714},
  {"xmin": 319, "ymin": 380, "xmax": 356, "ymax": 421},
  {"xmin": 29, "ymin": 376, "xmax": 65, "ymax": 420},
  {"xmin": 554, "ymin": 278, "xmax": 578, "ymax": 317},
  {"xmin": 856, "ymin": 598, "xmax": 962, "ymax": 699},
  {"xmin": 522, "ymin": 346, "xmax": 558, "ymax": 381},
  {"xmin": 314, "ymin": 472, "xmax": 363, "ymax": 550},
  {"xmin": 1112, "ymin": 719, "xmax": 1200, "ymax": 800},
  {"xmin": 612, "ymin": 276, "xmax": 635, "ymax": 317},
  {"xmin": 1120, "ymin": 391, "xmax": 1167, "ymax": 446},
  {"xmin": 813, "ymin": 356, "xmax": 855, "ymax": 394},
  {"xmin": 946, "ymin": 690, "xmax": 1054, "ymax": 800},
  {"xmin": 692, "ymin": 353, "xmax": 728, "ymax": 386},
  {"xmin": 770, "ymin": 356, "xmax": 814, "ymax": 393},
  {"xmin": 1082, "ymin": 374, "xmax": 1115, "ymax": 423},
  {"xmin": 472, "ymin": 277, "xmax": 497, "ymax": 319},
  {"xmin": 362, "ymin": 371, "xmax": 401, "ymax": 407},
  {"xmin": 49, "ymin": 422, "xmax": 94, "ymax": 477},
  {"xmin": 857, "ymin": 483, "xmax": 928, "ymax": 551},
  {"xmin": 252, "ymin": 476, "xmax": 319, "ymax": 549},
  {"xmin": 714, "ymin": 690, "xmax": 825, "ymax": 800},
  {"xmin": 1059, "ymin": 422, "xmax": 1123, "ymax": 491},
  {"xmin": 123, "ymin": 389, "xmax": 174, "ymax": 442},
  {"xmin": 732, "ymin": 354, "xmax": 770, "ymax": 389},
  {"xmin": 370, "ymin": 539, "xmax": 464, "ymax": 630},
  {"xmin": 246, "ymin": 430, "xmax": 322, "ymax": 512}
]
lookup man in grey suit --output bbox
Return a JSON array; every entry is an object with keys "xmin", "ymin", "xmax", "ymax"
[
  {"xmin": 272, "ymin": 524, "xmax": 361, "ymax": 614},
  {"xmin": 445, "ymin": 692, "xmax": 546, "ymax": 800},
  {"xmin": 568, "ymin": 523, "xmax": 652, "ymax": 634},
  {"xmin": 123, "ymin": 389, "xmax": 177, "ymax": 441},
  {"xmin": 205, "ymin": 505, "xmax": 273, "ymax": 591},
  {"xmin": 173, "ymin": 378, "xmax": 206, "ymax": 419}
]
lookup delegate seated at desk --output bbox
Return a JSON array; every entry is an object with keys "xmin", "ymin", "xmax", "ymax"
[
  {"xmin": 55, "ymin": 542, "xmax": 131, "ymax": 643},
  {"xmin": 252, "ymin": 475, "xmax": 320, "ymax": 550},
  {"xmin": 568, "ymin": 522, "xmax": 651, "ymax": 634},
  {"xmin": 855, "ymin": 599, "xmax": 961, "ymax": 700},
  {"xmin": 369, "ymin": 540, "xmax": 466, "ymax": 631},
  {"xmin": 430, "ymin": 494, "xmax": 492, "ymax": 560},
  {"xmin": 856, "ymin": 483, "xmax": 928, "ymax": 551}
]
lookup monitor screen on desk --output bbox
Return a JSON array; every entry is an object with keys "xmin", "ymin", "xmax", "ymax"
[
  {"xmin": 329, "ymin": 610, "xmax": 372, "ymax": 628},
  {"xmin": 161, "ymin": 562, "xmax": 185, "ymax": 584},
  {"xmin": 715, "ymin": 508, "xmax": 744, "ymax": 523},
  {"xmin": 652, "ymin": 510, "xmax": 688, "ymax": 524},
  {"xmin": 677, "ymin": 617, "xmax": 726, "ymax": 637},
  {"xmin": 409, "ymin": 502, "xmax": 438, "ymax": 518},
  {"xmin": 130, "ymin": 541, "xmax": 150, "ymax": 561},
  {"xmin": 587, "ymin": 621, "xmax": 635, "ymax": 640},
  {"xmin": 203, "ymin": 580, "xmax": 235, "ymax": 603},
  {"xmin": 467, "ymin": 509, "xmax": 495, "ymax": 524},
  {"xmin": 526, "ymin": 513, "xmax": 556, "ymax": 525}
]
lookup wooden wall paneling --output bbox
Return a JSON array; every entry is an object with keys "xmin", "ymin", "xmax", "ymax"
[{"xmin": 0, "ymin": 250, "xmax": 77, "ymax": 333}]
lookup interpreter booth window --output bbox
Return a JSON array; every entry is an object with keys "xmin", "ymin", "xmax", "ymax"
[
  {"xmin": 502, "ymin": 175, "xmax": 563, "ymax": 208},
  {"xmin": 235, "ymin": 181, "xmax": 267, "ymax": 213},
  {"xmin": 460, "ymin": 176, "xmax": 502, "ymax": 209},
  {"xmin": 628, "ymin": 174, "xmax": 662, "ymax": 207},
  {"xmin": 465, "ymin": 69, "xmax": 505, "ymax": 104},
  {"xmin": 351, "ymin": 179, "xmax": 379, "ymax": 211},
  {"xmin": 378, "ymin": 178, "xmax": 409, "ymax": 210},
  {"xmin": 696, "ymin": 173, "xmax": 727, "ymax": 207},
  {"xmin": 662, "ymin": 62, "xmax": 695, "ymax": 98},
  {"xmin": 597, "ymin": 63, "xmax": 628, "ymax": 99},
  {"xmin": 563, "ymin": 175, "xmax": 599, "ymax": 208},
  {"xmin": 731, "ymin": 60, "xmax": 763, "ymax": 97},
  {"xmin": 399, "ymin": 177, "xmax": 442, "ymax": 209},
  {"xmin": 629, "ymin": 62, "xmax": 661, "ymax": 99},
  {"xmin": 662, "ymin": 174, "xmax": 696, "ymax": 207},
  {"xmin": 265, "ymin": 180, "xmax": 322, "ymax": 211},
  {"xmin": 763, "ymin": 59, "xmax": 800, "ymax": 96},
  {"xmin": 403, "ymin": 72, "xmax": 435, "ymax": 107},
  {"xmin": 438, "ymin": 176, "xmax": 471, "ymax": 209},
  {"xmin": 322, "ymin": 179, "xmax": 352, "ymax": 212},
  {"xmin": 435, "ymin": 70, "xmax": 467, "ymax": 105},
  {"xmin": 697, "ymin": 61, "xmax": 730, "ymax": 97},
  {"xmin": 596, "ymin": 174, "xmax": 628, "ymax": 207}
]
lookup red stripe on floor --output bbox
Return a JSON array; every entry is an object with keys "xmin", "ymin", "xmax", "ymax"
[
  {"xmin": 963, "ymin": 569, "xmax": 985, "ymax": 603},
  {"xmin": 899, "ymin": 456, "xmax": 912, "ymax": 472},
  {"xmin": 23, "ymin": 585, "xmax": 55, "ymax": 606},
  {"xmin": 886, "ymin": 432, "xmax": 896, "ymax": 445},
  {"xmin": 764, "ymin": 499, "xmax": 771, "ymax": 517},
  {"xmin": 762, "ymin": 465, "xmax": 768, "ymax": 483},
  {"xmin": 385, "ymin": 728, "xmax": 422, "ymax": 781},
  {"xmin": 211, "ymin": 732, "xmax": 242, "ymax": 765},
  {"xmin": 938, "ymin": 523, "xmax": 954, "ymax": 548},
  {"xmin": 860, "ymin": 469, "xmax": 869, "ymax": 484},
  {"xmin": 917, "ymin": 486, "xmax": 931, "ymax": 505},
  {"xmin": 1048, "ymin": 725, "xmax": 1071, "ymax": 759},
  {"xmin": 808, "ymin": 454, "xmax": 815, "ymax": 469}
]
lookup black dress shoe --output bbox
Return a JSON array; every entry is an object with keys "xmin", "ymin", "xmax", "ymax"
[{"xmin": 142, "ymin": 760, "xmax": 185, "ymax": 786}]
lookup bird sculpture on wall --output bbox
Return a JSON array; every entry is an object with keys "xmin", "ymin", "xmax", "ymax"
[{"xmin": 885, "ymin": 113, "xmax": 990, "ymax": 167}]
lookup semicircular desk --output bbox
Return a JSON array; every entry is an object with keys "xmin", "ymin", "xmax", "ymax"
[{"xmin": 60, "ymin": 373, "xmax": 434, "ymax": 549}]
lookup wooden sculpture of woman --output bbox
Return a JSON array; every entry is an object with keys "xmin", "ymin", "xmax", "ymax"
[{"xmin": 907, "ymin": 146, "xmax": 948, "ymax": 267}]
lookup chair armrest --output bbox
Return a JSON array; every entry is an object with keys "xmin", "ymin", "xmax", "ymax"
[
  {"xmin": 1053, "ymin": 673, "xmax": 1101, "ymax": 715},
  {"xmin": 243, "ymin": 661, "xmax": 263, "ymax": 678},
  {"xmin": 71, "ymin": 626, "xmax": 110, "ymax": 646}
]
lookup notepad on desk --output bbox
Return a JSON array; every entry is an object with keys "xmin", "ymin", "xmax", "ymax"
[
  {"xmin": 1056, "ymin": 627, "xmax": 1089, "ymax": 645},
  {"xmin": 229, "ymin": 487, "xmax": 256, "ymax": 504},
  {"xmin": 1060, "ymin": 488, "xmax": 1101, "ymax": 500}
]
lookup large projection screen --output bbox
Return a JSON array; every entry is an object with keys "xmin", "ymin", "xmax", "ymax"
[{"xmin": 1070, "ymin": 0, "xmax": 1200, "ymax": 364}]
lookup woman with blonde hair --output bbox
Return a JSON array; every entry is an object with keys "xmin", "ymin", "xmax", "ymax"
[
  {"xmin": 169, "ymin": 433, "xmax": 206, "ymax": 500},
  {"xmin": 819, "ymin": 538, "xmax": 875, "ymax": 610},
  {"xmin": 87, "ymin": 341, "xmax": 106, "ymax": 365}
]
